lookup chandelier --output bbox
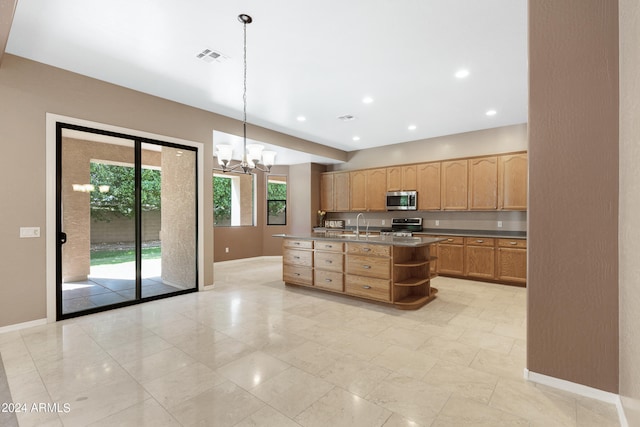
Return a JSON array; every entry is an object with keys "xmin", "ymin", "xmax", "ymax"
[{"xmin": 216, "ymin": 14, "xmax": 276, "ymax": 173}]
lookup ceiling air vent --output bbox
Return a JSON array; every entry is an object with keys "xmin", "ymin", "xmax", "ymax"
[
  {"xmin": 337, "ymin": 114, "xmax": 356, "ymax": 121},
  {"xmin": 196, "ymin": 49, "xmax": 227, "ymax": 63}
]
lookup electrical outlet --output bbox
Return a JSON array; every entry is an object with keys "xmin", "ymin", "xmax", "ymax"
[
  {"xmin": 347, "ymin": 219, "xmax": 351, "ymax": 225},
  {"xmin": 497, "ymin": 221, "xmax": 503, "ymax": 228},
  {"xmin": 435, "ymin": 220, "xmax": 440, "ymax": 226},
  {"xmin": 381, "ymin": 220, "xmax": 386, "ymax": 226},
  {"xmin": 225, "ymin": 247, "xmax": 229, "ymax": 253},
  {"xmin": 20, "ymin": 227, "xmax": 40, "ymax": 238}
]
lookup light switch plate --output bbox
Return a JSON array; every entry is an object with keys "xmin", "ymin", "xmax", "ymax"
[
  {"xmin": 497, "ymin": 221, "xmax": 503, "ymax": 228},
  {"xmin": 20, "ymin": 227, "xmax": 40, "ymax": 238}
]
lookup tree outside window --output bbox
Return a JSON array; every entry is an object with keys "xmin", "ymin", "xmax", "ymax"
[{"xmin": 267, "ymin": 175, "xmax": 287, "ymax": 225}]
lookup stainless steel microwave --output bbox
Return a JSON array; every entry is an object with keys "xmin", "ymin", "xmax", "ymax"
[{"xmin": 386, "ymin": 191, "xmax": 417, "ymax": 210}]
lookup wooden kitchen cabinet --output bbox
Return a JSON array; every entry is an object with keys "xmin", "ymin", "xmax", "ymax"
[
  {"xmin": 366, "ymin": 168, "xmax": 387, "ymax": 211},
  {"xmin": 387, "ymin": 165, "xmax": 417, "ymax": 191},
  {"xmin": 464, "ymin": 237, "xmax": 496, "ymax": 279},
  {"xmin": 320, "ymin": 173, "xmax": 334, "ymax": 212},
  {"xmin": 334, "ymin": 172, "xmax": 350, "ymax": 211},
  {"xmin": 436, "ymin": 236, "xmax": 465, "ymax": 275},
  {"xmin": 496, "ymin": 238, "xmax": 527, "ymax": 284},
  {"xmin": 320, "ymin": 172, "xmax": 350, "ymax": 212},
  {"xmin": 282, "ymin": 239, "xmax": 314, "ymax": 286},
  {"xmin": 416, "ymin": 162, "xmax": 441, "ymax": 210},
  {"xmin": 498, "ymin": 153, "xmax": 528, "ymax": 210},
  {"xmin": 350, "ymin": 170, "xmax": 367, "ymax": 211},
  {"xmin": 314, "ymin": 241, "xmax": 344, "ymax": 292},
  {"xmin": 468, "ymin": 156, "xmax": 498, "ymax": 210},
  {"xmin": 441, "ymin": 160, "xmax": 468, "ymax": 210},
  {"xmin": 345, "ymin": 242, "xmax": 391, "ymax": 302}
]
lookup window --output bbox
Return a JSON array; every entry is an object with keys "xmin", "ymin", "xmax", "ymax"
[
  {"xmin": 213, "ymin": 172, "xmax": 255, "ymax": 226},
  {"xmin": 267, "ymin": 175, "xmax": 287, "ymax": 225}
]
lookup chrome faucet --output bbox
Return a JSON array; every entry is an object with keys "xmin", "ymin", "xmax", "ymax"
[{"xmin": 356, "ymin": 213, "xmax": 364, "ymax": 237}]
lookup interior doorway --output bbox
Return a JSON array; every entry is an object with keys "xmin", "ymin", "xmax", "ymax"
[{"xmin": 56, "ymin": 123, "xmax": 198, "ymax": 319}]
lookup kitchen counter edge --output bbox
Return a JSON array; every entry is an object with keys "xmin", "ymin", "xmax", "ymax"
[{"xmin": 273, "ymin": 233, "xmax": 444, "ymax": 247}]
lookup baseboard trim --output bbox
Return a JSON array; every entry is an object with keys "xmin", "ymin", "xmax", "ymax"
[
  {"xmin": 524, "ymin": 369, "xmax": 628, "ymax": 427},
  {"xmin": 0, "ymin": 318, "xmax": 48, "ymax": 335},
  {"xmin": 213, "ymin": 255, "xmax": 282, "ymax": 265}
]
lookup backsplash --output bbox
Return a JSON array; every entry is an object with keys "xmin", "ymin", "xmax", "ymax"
[{"xmin": 326, "ymin": 210, "xmax": 527, "ymax": 232}]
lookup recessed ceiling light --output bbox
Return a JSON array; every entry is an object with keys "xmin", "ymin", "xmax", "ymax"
[
  {"xmin": 455, "ymin": 69, "xmax": 470, "ymax": 79},
  {"xmin": 362, "ymin": 96, "xmax": 374, "ymax": 104},
  {"xmin": 408, "ymin": 125, "xmax": 417, "ymax": 130},
  {"xmin": 296, "ymin": 115, "xmax": 306, "ymax": 122},
  {"xmin": 352, "ymin": 136, "xmax": 361, "ymax": 141},
  {"xmin": 486, "ymin": 109, "xmax": 497, "ymax": 116}
]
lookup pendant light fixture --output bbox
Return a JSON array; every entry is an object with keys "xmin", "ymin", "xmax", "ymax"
[{"xmin": 216, "ymin": 13, "xmax": 276, "ymax": 173}]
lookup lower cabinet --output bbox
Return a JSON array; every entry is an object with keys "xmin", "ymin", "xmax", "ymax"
[
  {"xmin": 432, "ymin": 235, "xmax": 527, "ymax": 286},
  {"xmin": 496, "ymin": 239, "xmax": 527, "ymax": 284},
  {"xmin": 282, "ymin": 238, "xmax": 436, "ymax": 309},
  {"xmin": 437, "ymin": 236, "xmax": 465, "ymax": 275},
  {"xmin": 464, "ymin": 237, "xmax": 496, "ymax": 279}
]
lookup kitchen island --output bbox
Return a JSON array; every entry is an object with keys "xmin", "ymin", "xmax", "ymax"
[{"xmin": 276, "ymin": 233, "xmax": 444, "ymax": 310}]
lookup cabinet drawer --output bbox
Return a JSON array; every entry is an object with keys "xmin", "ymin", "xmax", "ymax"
[
  {"xmin": 314, "ymin": 241, "xmax": 343, "ymax": 252},
  {"xmin": 283, "ymin": 249, "xmax": 313, "ymax": 267},
  {"xmin": 314, "ymin": 270, "xmax": 344, "ymax": 292},
  {"xmin": 464, "ymin": 237, "xmax": 496, "ymax": 247},
  {"xmin": 283, "ymin": 265, "xmax": 313, "ymax": 286},
  {"xmin": 314, "ymin": 251, "xmax": 344, "ymax": 272},
  {"xmin": 284, "ymin": 239, "xmax": 313, "ymax": 249},
  {"xmin": 346, "ymin": 255, "xmax": 390, "ymax": 279},
  {"xmin": 346, "ymin": 242, "xmax": 391, "ymax": 257},
  {"xmin": 497, "ymin": 238, "xmax": 527, "ymax": 248},
  {"xmin": 345, "ymin": 274, "xmax": 390, "ymax": 301},
  {"xmin": 438, "ymin": 236, "xmax": 464, "ymax": 245}
]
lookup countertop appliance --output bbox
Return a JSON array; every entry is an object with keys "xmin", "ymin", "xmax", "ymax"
[
  {"xmin": 380, "ymin": 217, "xmax": 423, "ymax": 237},
  {"xmin": 386, "ymin": 191, "xmax": 417, "ymax": 211}
]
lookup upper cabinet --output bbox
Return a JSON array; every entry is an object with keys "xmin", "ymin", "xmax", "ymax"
[
  {"xmin": 350, "ymin": 170, "xmax": 367, "ymax": 211},
  {"xmin": 416, "ymin": 162, "xmax": 441, "ymax": 210},
  {"xmin": 387, "ymin": 165, "xmax": 417, "ymax": 191},
  {"xmin": 441, "ymin": 160, "xmax": 468, "ymax": 210},
  {"xmin": 498, "ymin": 153, "xmax": 528, "ymax": 210},
  {"xmin": 320, "ymin": 171, "xmax": 351, "ymax": 212},
  {"xmin": 468, "ymin": 156, "xmax": 498, "ymax": 210},
  {"xmin": 334, "ymin": 172, "xmax": 350, "ymax": 211},
  {"xmin": 320, "ymin": 173, "xmax": 335, "ymax": 212},
  {"xmin": 366, "ymin": 168, "xmax": 387, "ymax": 211},
  {"xmin": 320, "ymin": 152, "xmax": 527, "ymax": 213}
]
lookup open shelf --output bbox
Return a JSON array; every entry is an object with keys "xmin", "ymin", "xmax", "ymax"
[
  {"xmin": 394, "ymin": 277, "xmax": 430, "ymax": 287},
  {"xmin": 394, "ymin": 260, "xmax": 429, "ymax": 268},
  {"xmin": 394, "ymin": 288, "xmax": 438, "ymax": 310}
]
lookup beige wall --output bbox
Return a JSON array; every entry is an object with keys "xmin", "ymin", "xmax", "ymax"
[
  {"xmin": 328, "ymin": 124, "xmax": 527, "ymax": 172},
  {"xmin": 0, "ymin": 54, "xmax": 317, "ymax": 327},
  {"xmin": 528, "ymin": 0, "xmax": 619, "ymax": 393},
  {"xmin": 619, "ymin": 0, "xmax": 640, "ymax": 423}
]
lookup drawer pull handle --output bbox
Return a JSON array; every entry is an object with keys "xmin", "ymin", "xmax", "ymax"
[
  {"xmin": 326, "ymin": 245, "xmax": 333, "ymax": 248},
  {"xmin": 447, "ymin": 239, "xmax": 453, "ymax": 242},
  {"xmin": 294, "ymin": 273, "xmax": 300, "ymax": 276},
  {"xmin": 363, "ymin": 248, "xmax": 371, "ymax": 252},
  {"xmin": 509, "ymin": 241, "xmax": 517, "ymax": 245},
  {"xmin": 363, "ymin": 265, "xmax": 371, "ymax": 269},
  {"xmin": 294, "ymin": 256, "xmax": 300, "ymax": 259},
  {"xmin": 362, "ymin": 285, "xmax": 372, "ymax": 289},
  {"xmin": 325, "ymin": 260, "xmax": 332, "ymax": 264},
  {"xmin": 294, "ymin": 242, "xmax": 300, "ymax": 245},
  {"xmin": 325, "ymin": 279, "xmax": 332, "ymax": 282},
  {"xmin": 476, "ymin": 239, "xmax": 484, "ymax": 243}
]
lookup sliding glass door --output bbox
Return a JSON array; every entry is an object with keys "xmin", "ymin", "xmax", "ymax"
[{"xmin": 56, "ymin": 123, "xmax": 198, "ymax": 319}]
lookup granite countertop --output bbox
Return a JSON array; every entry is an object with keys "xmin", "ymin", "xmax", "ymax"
[
  {"xmin": 312, "ymin": 227, "xmax": 526, "ymax": 240},
  {"xmin": 274, "ymin": 233, "xmax": 444, "ymax": 247}
]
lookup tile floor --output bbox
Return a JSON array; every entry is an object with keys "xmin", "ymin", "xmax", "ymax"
[{"xmin": 0, "ymin": 257, "xmax": 621, "ymax": 426}]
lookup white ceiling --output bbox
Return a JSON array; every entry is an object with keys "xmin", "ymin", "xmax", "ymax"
[{"xmin": 7, "ymin": 0, "xmax": 528, "ymax": 163}]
